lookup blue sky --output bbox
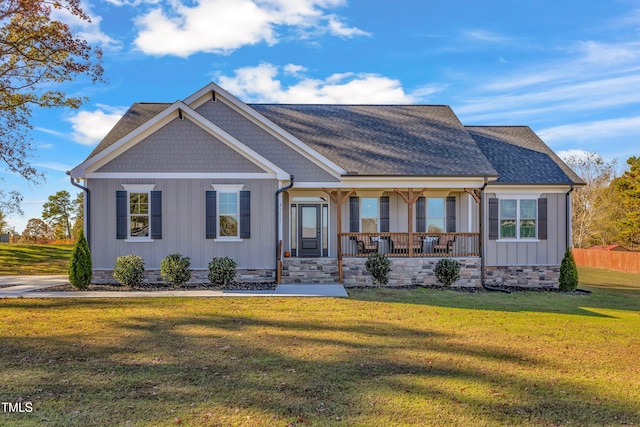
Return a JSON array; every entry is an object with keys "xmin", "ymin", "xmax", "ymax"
[{"xmin": 4, "ymin": 0, "xmax": 640, "ymax": 232}]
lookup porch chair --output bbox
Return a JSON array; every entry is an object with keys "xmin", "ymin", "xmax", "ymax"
[{"xmin": 433, "ymin": 235, "xmax": 456, "ymax": 255}]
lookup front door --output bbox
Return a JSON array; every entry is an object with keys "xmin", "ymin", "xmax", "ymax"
[{"xmin": 298, "ymin": 204, "xmax": 321, "ymax": 257}]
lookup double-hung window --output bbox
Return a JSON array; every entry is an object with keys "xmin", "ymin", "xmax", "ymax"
[
  {"xmin": 427, "ymin": 198, "xmax": 445, "ymax": 233},
  {"xmin": 207, "ymin": 184, "xmax": 248, "ymax": 241},
  {"xmin": 119, "ymin": 184, "xmax": 159, "ymax": 241},
  {"xmin": 218, "ymin": 191, "xmax": 239, "ymax": 238},
  {"xmin": 360, "ymin": 198, "xmax": 379, "ymax": 233},
  {"xmin": 499, "ymin": 199, "xmax": 537, "ymax": 239}
]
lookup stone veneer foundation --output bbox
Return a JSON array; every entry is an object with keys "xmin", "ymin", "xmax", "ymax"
[
  {"xmin": 91, "ymin": 269, "xmax": 275, "ymax": 285},
  {"xmin": 282, "ymin": 257, "xmax": 560, "ymax": 288}
]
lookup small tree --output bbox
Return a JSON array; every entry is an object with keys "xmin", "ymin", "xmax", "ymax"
[
  {"xmin": 68, "ymin": 230, "xmax": 92, "ymax": 290},
  {"xmin": 365, "ymin": 252, "xmax": 391, "ymax": 287},
  {"xmin": 434, "ymin": 258, "xmax": 461, "ymax": 287},
  {"xmin": 113, "ymin": 254, "xmax": 145, "ymax": 288},
  {"xmin": 559, "ymin": 248, "xmax": 579, "ymax": 291},
  {"xmin": 208, "ymin": 257, "xmax": 237, "ymax": 288},
  {"xmin": 160, "ymin": 253, "xmax": 192, "ymax": 287}
]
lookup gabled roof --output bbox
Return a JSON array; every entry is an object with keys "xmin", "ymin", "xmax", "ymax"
[
  {"xmin": 251, "ymin": 104, "xmax": 499, "ymax": 177},
  {"xmin": 466, "ymin": 126, "xmax": 585, "ymax": 185},
  {"xmin": 88, "ymin": 103, "xmax": 170, "ymax": 158}
]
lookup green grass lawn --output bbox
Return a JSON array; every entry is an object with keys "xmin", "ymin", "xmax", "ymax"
[
  {"xmin": 0, "ymin": 243, "xmax": 73, "ymax": 275},
  {"xmin": 0, "ymin": 267, "xmax": 639, "ymax": 426}
]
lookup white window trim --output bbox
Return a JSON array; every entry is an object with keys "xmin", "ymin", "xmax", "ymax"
[
  {"xmin": 212, "ymin": 184, "xmax": 244, "ymax": 241},
  {"xmin": 497, "ymin": 197, "xmax": 539, "ymax": 242},
  {"xmin": 122, "ymin": 184, "xmax": 155, "ymax": 242},
  {"xmin": 360, "ymin": 197, "xmax": 380, "ymax": 233}
]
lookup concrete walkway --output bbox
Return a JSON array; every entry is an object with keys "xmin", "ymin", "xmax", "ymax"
[{"xmin": 0, "ymin": 276, "xmax": 348, "ymax": 298}]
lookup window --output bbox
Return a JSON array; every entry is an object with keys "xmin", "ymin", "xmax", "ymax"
[
  {"xmin": 129, "ymin": 192, "xmax": 150, "ymax": 238},
  {"xmin": 361, "ymin": 198, "xmax": 378, "ymax": 233},
  {"xmin": 119, "ymin": 184, "xmax": 158, "ymax": 241},
  {"xmin": 218, "ymin": 192, "xmax": 239, "ymax": 238},
  {"xmin": 499, "ymin": 199, "xmax": 537, "ymax": 239},
  {"xmin": 206, "ymin": 185, "xmax": 250, "ymax": 240},
  {"xmin": 427, "ymin": 198, "xmax": 445, "ymax": 232}
]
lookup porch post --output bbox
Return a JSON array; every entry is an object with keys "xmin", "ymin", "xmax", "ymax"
[
  {"xmin": 394, "ymin": 188, "xmax": 427, "ymax": 257},
  {"xmin": 323, "ymin": 188, "xmax": 355, "ymax": 284}
]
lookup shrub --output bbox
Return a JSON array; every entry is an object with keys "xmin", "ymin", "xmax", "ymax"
[
  {"xmin": 68, "ymin": 230, "xmax": 92, "ymax": 290},
  {"xmin": 434, "ymin": 258, "xmax": 461, "ymax": 287},
  {"xmin": 208, "ymin": 257, "xmax": 237, "ymax": 287},
  {"xmin": 113, "ymin": 254, "xmax": 145, "ymax": 288},
  {"xmin": 559, "ymin": 247, "xmax": 579, "ymax": 291},
  {"xmin": 160, "ymin": 253, "xmax": 192, "ymax": 287},
  {"xmin": 365, "ymin": 252, "xmax": 391, "ymax": 287}
]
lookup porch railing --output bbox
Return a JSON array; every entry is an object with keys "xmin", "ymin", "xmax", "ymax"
[{"xmin": 339, "ymin": 232, "xmax": 480, "ymax": 257}]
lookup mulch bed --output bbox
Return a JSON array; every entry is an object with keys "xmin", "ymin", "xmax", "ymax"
[{"xmin": 36, "ymin": 282, "xmax": 277, "ymax": 292}]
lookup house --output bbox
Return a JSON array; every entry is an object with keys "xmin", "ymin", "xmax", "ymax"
[{"xmin": 69, "ymin": 83, "xmax": 585, "ymax": 288}]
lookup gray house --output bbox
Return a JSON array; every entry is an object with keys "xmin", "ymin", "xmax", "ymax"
[{"xmin": 69, "ymin": 83, "xmax": 584, "ymax": 287}]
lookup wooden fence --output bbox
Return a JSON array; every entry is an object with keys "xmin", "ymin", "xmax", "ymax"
[{"xmin": 572, "ymin": 248, "xmax": 640, "ymax": 274}]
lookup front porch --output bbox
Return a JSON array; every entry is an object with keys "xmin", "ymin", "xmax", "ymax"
[{"xmin": 339, "ymin": 232, "xmax": 480, "ymax": 257}]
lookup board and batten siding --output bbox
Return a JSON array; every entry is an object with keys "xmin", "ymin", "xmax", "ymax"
[
  {"xmin": 87, "ymin": 178, "xmax": 277, "ymax": 270},
  {"xmin": 484, "ymin": 192, "xmax": 567, "ymax": 267}
]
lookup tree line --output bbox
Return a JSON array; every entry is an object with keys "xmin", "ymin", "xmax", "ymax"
[
  {"xmin": 565, "ymin": 153, "xmax": 640, "ymax": 251},
  {"xmin": 0, "ymin": 191, "xmax": 83, "ymax": 243}
]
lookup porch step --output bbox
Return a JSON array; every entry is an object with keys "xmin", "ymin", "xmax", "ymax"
[{"xmin": 281, "ymin": 258, "xmax": 340, "ymax": 284}]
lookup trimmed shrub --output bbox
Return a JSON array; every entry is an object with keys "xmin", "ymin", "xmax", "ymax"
[
  {"xmin": 68, "ymin": 230, "xmax": 92, "ymax": 290},
  {"xmin": 559, "ymin": 247, "xmax": 579, "ymax": 291},
  {"xmin": 208, "ymin": 257, "xmax": 237, "ymax": 288},
  {"xmin": 160, "ymin": 253, "xmax": 192, "ymax": 287},
  {"xmin": 365, "ymin": 252, "xmax": 391, "ymax": 287},
  {"xmin": 434, "ymin": 258, "xmax": 461, "ymax": 287},
  {"xmin": 113, "ymin": 254, "xmax": 145, "ymax": 288}
]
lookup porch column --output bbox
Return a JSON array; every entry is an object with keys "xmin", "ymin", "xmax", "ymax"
[
  {"xmin": 323, "ymin": 188, "xmax": 355, "ymax": 283},
  {"xmin": 394, "ymin": 188, "xmax": 427, "ymax": 257}
]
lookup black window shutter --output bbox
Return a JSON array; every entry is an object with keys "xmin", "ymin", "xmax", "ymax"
[
  {"xmin": 116, "ymin": 191, "xmax": 127, "ymax": 239},
  {"xmin": 150, "ymin": 191, "xmax": 162, "ymax": 239},
  {"xmin": 538, "ymin": 198, "xmax": 548, "ymax": 240},
  {"xmin": 446, "ymin": 196, "xmax": 456, "ymax": 232},
  {"xmin": 205, "ymin": 191, "xmax": 217, "ymax": 239},
  {"xmin": 379, "ymin": 196, "xmax": 390, "ymax": 232},
  {"xmin": 240, "ymin": 190, "xmax": 251, "ymax": 239},
  {"xmin": 416, "ymin": 197, "xmax": 426, "ymax": 232},
  {"xmin": 489, "ymin": 198, "xmax": 499, "ymax": 240},
  {"xmin": 349, "ymin": 196, "xmax": 359, "ymax": 232}
]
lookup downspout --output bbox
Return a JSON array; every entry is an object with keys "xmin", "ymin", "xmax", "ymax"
[
  {"xmin": 275, "ymin": 175, "xmax": 295, "ymax": 269},
  {"xmin": 67, "ymin": 172, "xmax": 90, "ymax": 248},
  {"xmin": 566, "ymin": 185, "xmax": 575, "ymax": 250},
  {"xmin": 479, "ymin": 177, "xmax": 510, "ymax": 293}
]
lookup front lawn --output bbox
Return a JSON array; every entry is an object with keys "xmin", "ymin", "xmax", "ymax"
[
  {"xmin": 0, "ymin": 244, "xmax": 73, "ymax": 275},
  {"xmin": 0, "ymin": 270, "xmax": 639, "ymax": 426}
]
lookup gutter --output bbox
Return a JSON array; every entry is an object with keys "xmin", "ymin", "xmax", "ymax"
[
  {"xmin": 275, "ymin": 175, "xmax": 295, "ymax": 269},
  {"xmin": 566, "ymin": 185, "xmax": 575, "ymax": 250},
  {"xmin": 479, "ymin": 177, "xmax": 510, "ymax": 293},
  {"xmin": 67, "ymin": 172, "xmax": 90, "ymax": 248}
]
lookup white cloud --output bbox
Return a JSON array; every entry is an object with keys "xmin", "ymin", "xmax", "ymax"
[
  {"xmin": 463, "ymin": 29, "xmax": 509, "ymax": 43},
  {"xmin": 217, "ymin": 63, "xmax": 419, "ymax": 104},
  {"xmin": 35, "ymin": 162, "xmax": 74, "ymax": 172},
  {"xmin": 538, "ymin": 116, "xmax": 640, "ymax": 143},
  {"xmin": 133, "ymin": 0, "xmax": 368, "ymax": 57},
  {"xmin": 66, "ymin": 106, "xmax": 127, "ymax": 145}
]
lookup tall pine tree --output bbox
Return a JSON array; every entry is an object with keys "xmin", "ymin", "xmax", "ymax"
[{"xmin": 613, "ymin": 156, "xmax": 640, "ymax": 250}]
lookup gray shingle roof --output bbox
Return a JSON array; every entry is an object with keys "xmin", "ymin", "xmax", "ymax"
[
  {"xmin": 251, "ymin": 104, "xmax": 498, "ymax": 176},
  {"xmin": 466, "ymin": 126, "xmax": 584, "ymax": 185}
]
